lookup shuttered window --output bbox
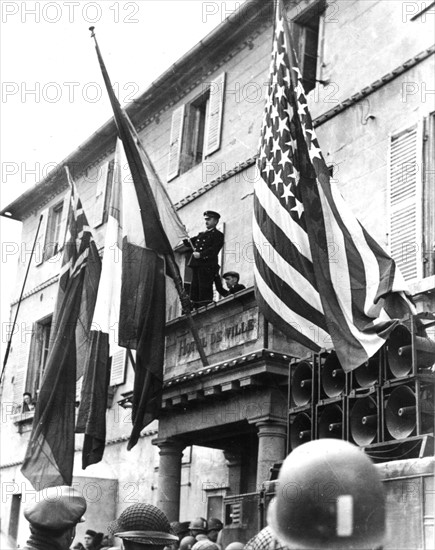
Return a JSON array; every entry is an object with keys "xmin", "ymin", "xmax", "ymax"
[
  {"xmin": 167, "ymin": 105, "xmax": 185, "ymax": 181},
  {"xmin": 23, "ymin": 316, "xmax": 52, "ymax": 407},
  {"xmin": 388, "ymin": 123, "xmax": 423, "ymax": 281},
  {"xmin": 109, "ymin": 347, "xmax": 128, "ymax": 386},
  {"xmin": 204, "ymin": 72, "xmax": 226, "ymax": 157},
  {"xmin": 167, "ymin": 73, "xmax": 226, "ymax": 181},
  {"xmin": 35, "ymin": 209, "xmax": 49, "ymax": 266},
  {"xmin": 93, "ymin": 161, "xmax": 110, "ymax": 227},
  {"xmin": 292, "ymin": 0, "xmax": 326, "ymax": 93},
  {"xmin": 422, "ymin": 112, "xmax": 435, "ymax": 278}
]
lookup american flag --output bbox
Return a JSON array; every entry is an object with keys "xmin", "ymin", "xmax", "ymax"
[{"xmin": 254, "ymin": 0, "xmax": 414, "ymax": 372}]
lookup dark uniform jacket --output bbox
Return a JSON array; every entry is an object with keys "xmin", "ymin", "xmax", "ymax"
[
  {"xmin": 185, "ymin": 228, "xmax": 224, "ymax": 268},
  {"xmin": 215, "ymin": 281, "xmax": 246, "ymax": 297}
]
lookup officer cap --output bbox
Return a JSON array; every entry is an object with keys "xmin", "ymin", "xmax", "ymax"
[
  {"xmin": 222, "ymin": 271, "xmax": 240, "ymax": 280},
  {"xmin": 203, "ymin": 211, "xmax": 220, "ymax": 220},
  {"xmin": 23, "ymin": 485, "xmax": 86, "ymax": 531},
  {"xmin": 86, "ymin": 529, "xmax": 97, "ymax": 537}
]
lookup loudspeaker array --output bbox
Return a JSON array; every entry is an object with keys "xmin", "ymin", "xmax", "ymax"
[{"xmin": 288, "ymin": 314, "xmax": 435, "ymax": 460}]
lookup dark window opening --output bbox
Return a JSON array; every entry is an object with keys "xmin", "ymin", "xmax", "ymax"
[
  {"xmin": 181, "ymin": 91, "xmax": 210, "ymax": 173},
  {"xmin": 292, "ymin": 0, "xmax": 326, "ymax": 94}
]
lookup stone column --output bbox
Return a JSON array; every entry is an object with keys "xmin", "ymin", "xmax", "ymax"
[
  {"xmin": 155, "ymin": 439, "xmax": 184, "ymax": 521},
  {"xmin": 255, "ymin": 421, "xmax": 287, "ymax": 489},
  {"xmin": 224, "ymin": 450, "xmax": 242, "ymax": 494}
]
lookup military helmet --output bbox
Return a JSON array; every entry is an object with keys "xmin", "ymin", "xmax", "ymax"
[
  {"xmin": 207, "ymin": 518, "xmax": 223, "ymax": 532},
  {"xmin": 267, "ymin": 439, "xmax": 386, "ymax": 550},
  {"xmin": 189, "ymin": 517, "xmax": 208, "ymax": 532},
  {"xmin": 180, "ymin": 536, "xmax": 197, "ymax": 550}
]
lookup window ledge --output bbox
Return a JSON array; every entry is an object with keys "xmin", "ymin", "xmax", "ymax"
[
  {"xmin": 408, "ymin": 276, "xmax": 435, "ymax": 296},
  {"xmin": 12, "ymin": 411, "xmax": 35, "ymax": 433}
]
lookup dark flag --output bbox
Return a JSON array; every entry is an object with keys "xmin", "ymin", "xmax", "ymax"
[
  {"xmin": 254, "ymin": 0, "xmax": 415, "ymax": 372},
  {"xmin": 21, "ymin": 179, "xmax": 101, "ymax": 488},
  {"xmin": 91, "ymin": 29, "xmax": 189, "ymax": 449}
]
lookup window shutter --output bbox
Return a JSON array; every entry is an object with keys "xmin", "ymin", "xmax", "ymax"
[
  {"xmin": 24, "ymin": 323, "xmax": 42, "ymax": 398},
  {"xmin": 388, "ymin": 124, "xmax": 422, "ymax": 281},
  {"xmin": 12, "ymin": 324, "xmax": 33, "ymax": 410},
  {"xmin": 35, "ymin": 209, "xmax": 49, "ymax": 266},
  {"xmin": 422, "ymin": 112, "xmax": 435, "ymax": 278},
  {"xmin": 109, "ymin": 347, "xmax": 127, "ymax": 386},
  {"xmin": 204, "ymin": 73, "xmax": 226, "ymax": 157},
  {"xmin": 57, "ymin": 191, "xmax": 71, "ymax": 252},
  {"xmin": 93, "ymin": 162, "xmax": 110, "ymax": 227},
  {"xmin": 167, "ymin": 105, "xmax": 185, "ymax": 181},
  {"xmin": 75, "ymin": 375, "xmax": 83, "ymax": 403}
]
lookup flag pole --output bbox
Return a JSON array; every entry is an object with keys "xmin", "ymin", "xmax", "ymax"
[
  {"xmin": 1, "ymin": 214, "xmax": 44, "ymax": 384},
  {"xmin": 89, "ymin": 26, "xmax": 209, "ymax": 367}
]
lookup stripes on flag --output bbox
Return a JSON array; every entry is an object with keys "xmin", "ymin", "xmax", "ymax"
[{"xmin": 254, "ymin": 0, "xmax": 414, "ymax": 372}]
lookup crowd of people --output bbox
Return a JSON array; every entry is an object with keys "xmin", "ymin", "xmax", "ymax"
[{"xmin": 21, "ymin": 440, "xmax": 387, "ymax": 550}]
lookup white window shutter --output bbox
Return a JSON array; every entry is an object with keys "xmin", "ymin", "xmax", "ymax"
[
  {"xmin": 109, "ymin": 347, "xmax": 127, "ymax": 386},
  {"xmin": 75, "ymin": 375, "xmax": 83, "ymax": 403},
  {"xmin": 93, "ymin": 162, "xmax": 109, "ymax": 227},
  {"xmin": 35, "ymin": 209, "xmax": 49, "ymax": 266},
  {"xmin": 167, "ymin": 105, "xmax": 185, "ymax": 182},
  {"xmin": 204, "ymin": 72, "xmax": 226, "ymax": 157},
  {"xmin": 388, "ymin": 124, "xmax": 422, "ymax": 281},
  {"xmin": 57, "ymin": 190, "xmax": 71, "ymax": 252}
]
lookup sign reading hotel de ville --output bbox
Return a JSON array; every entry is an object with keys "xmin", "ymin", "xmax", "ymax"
[{"xmin": 176, "ymin": 308, "xmax": 259, "ymax": 364}]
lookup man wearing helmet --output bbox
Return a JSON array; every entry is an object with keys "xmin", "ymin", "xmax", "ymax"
[
  {"xmin": 267, "ymin": 439, "xmax": 386, "ymax": 550},
  {"xmin": 108, "ymin": 503, "xmax": 178, "ymax": 550},
  {"xmin": 188, "ymin": 517, "xmax": 208, "ymax": 540}
]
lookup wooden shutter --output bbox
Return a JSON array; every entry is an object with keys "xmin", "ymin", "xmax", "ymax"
[
  {"xmin": 12, "ymin": 322, "xmax": 33, "ymax": 410},
  {"xmin": 57, "ymin": 191, "xmax": 71, "ymax": 252},
  {"xmin": 388, "ymin": 123, "xmax": 423, "ymax": 281},
  {"xmin": 167, "ymin": 105, "xmax": 185, "ymax": 181},
  {"xmin": 35, "ymin": 209, "xmax": 49, "ymax": 266},
  {"xmin": 204, "ymin": 72, "xmax": 226, "ymax": 157},
  {"xmin": 75, "ymin": 375, "xmax": 83, "ymax": 403},
  {"xmin": 93, "ymin": 162, "xmax": 110, "ymax": 227},
  {"xmin": 109, "ymin": 347, "xmax": 127, "ymax": 386},
  {"xmin": 24, "ymin": 322, "xmax": 42, "ymax": 398},
  {"xmin": 422, "ymin": 112, "xmax": 435, "ymax": 278}
]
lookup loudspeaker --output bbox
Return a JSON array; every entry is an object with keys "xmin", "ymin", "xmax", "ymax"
[
  {"xmin": 383, "ymin": 380, "xmax": 434, "ymax": 441},
  {"xmin": 386, "ymin": 324, "xmax": 435, "ymax": 379},
  {"xmin": 289, "ymin": 411, "xmax": 312, "ymax": 450},
  {"xmin": 317, "ymin": 401, "xmax": 345, "ymax": 440},
  {"xmin": 349, "ymin": 392, "xmax": 381, "ymax": 446},
  {"xmin": 319, "ymin": 351, "xmax": 347, "ymax": 400},
  {"xmin": 290, "ymin": 359, "xmax": 314, "ymax": 408},
  {"xmin": 351, "ymin": 352, "xmax": 382, "ymax": 391}
]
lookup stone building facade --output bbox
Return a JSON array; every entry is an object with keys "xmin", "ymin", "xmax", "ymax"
[{"xmin": 1, "ymin": 0, "xmax": 434, "ymax": 547}]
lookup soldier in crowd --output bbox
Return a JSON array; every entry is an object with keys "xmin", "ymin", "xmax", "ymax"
[
  {"xmin": 184, "ymin": 211, "xmax": 224, "ymax": 308},
  {"xmin": 214, "ymin": 272, "xmax": 246, "ymax": 297},
  {"xmin": 108, "ymin": 502, "xmax": 178, "ymax": 550},
  {"xmin": 267, "ymin": 439, "xmax": 386, "ymax": 550},
  {"xmin": 22, "ymin": 485, "xmax": 86, "ymax": 550},
  {"xmin": 179, "ymin": 536, "xmax": 197, "ymax": 550},
  {"xmin": 84, "ymin": 530, "xmax": 98, "ymax": 549},
  {"xmin": 206, "ymin": 518, "xmax": 223, "ymax": 543},
  {"xmin": 189, "ymin": 517, "xmax": 208, "ymax": 540}
]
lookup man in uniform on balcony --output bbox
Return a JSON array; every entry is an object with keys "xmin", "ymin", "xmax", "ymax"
[{"xmin": 184, "ymin": 211, "xmax": 224, "ymax": 308}]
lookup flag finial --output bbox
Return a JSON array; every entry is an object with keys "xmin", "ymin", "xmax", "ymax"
[{"xmin": 89, "ymin": 26, "xmax": 95, "ymax": 37}]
